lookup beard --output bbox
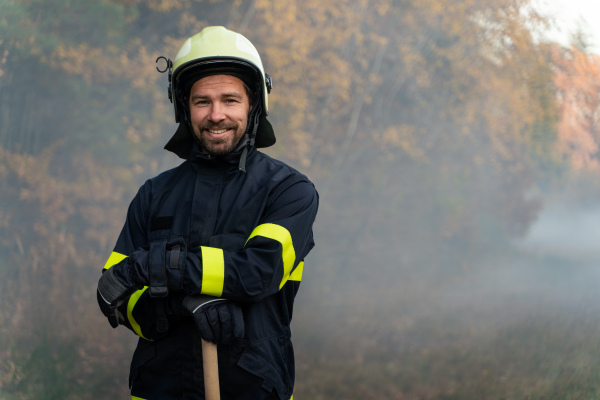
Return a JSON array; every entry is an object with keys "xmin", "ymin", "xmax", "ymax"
[{"xmin": 193, "ymin": 122, "xmax": 246, "ymax": 157}]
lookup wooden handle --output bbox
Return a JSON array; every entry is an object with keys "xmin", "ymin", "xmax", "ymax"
[{"xmin": 202, "ymin": 339, "xmax": 220, "ymax": 400}]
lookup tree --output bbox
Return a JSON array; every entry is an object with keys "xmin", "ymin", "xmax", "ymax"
[
  {"xmin": 0, "ymin": 0, "xmax": 568, "ymax": 398},
  {"xmin": 552, "ymin": 45, "xmax": 600, "ymax": 170}
]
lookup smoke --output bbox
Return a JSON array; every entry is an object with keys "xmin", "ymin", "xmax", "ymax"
[
  {"xmin": 290, "ymin": 188, "xmax": 600, "ymax": 398},
  {"xmin": 2, "ymin": 1, "xmax": 600, "ymax": 399}
]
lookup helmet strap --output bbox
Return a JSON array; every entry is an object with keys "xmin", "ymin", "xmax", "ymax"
[
  {"xmin": 238, "ymin": 108, "xmax": 260, "ymax": 172},
  {"xmin": 170, "ymin": 85, "xmax": 261, "ymax": 166}
]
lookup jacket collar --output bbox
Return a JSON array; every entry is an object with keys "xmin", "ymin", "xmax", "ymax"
[{"xmin": 188, "ymin": 136, "xmax": 257, "ymax": 171}]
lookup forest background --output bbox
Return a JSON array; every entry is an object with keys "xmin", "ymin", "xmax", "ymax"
[{"xmin": 2, "ymin": 0, "xmax": 600, "ymax": 399}]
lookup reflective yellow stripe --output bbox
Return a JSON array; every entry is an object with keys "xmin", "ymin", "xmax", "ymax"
[
  {"xmin": 104, "ymin": 252, "xmax": 147, "ymax": 339},
  {"xmin": 246, "ymin": 223, "xmax": 296, "ymax": 289},
  {"xmin": 127, "ymin": 287, "xmax": 149, "ymax": 340},
  {"xmin": 200, "ymin": 246, "xmax": 225, "ymax": 297},
  {"xmin": 289, "ymin": 261, "xmax": 304, "ymax": 282},
  {"xmin": 103, "ymin": 251, "xmax": 127, "ymax": 269}
]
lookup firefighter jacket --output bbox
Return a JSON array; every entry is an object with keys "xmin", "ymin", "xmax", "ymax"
[{"xmin": 98, "ymin": 140, "xmax": 319, "ymax": 400}]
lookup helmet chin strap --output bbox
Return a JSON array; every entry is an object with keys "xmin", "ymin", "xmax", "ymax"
[
  {"xmin": 236, "ymin": 106, "xmax": 260, "ymax": 172},
  {"xmin": 178, "ymin": 89, "xmax": 261, "ymax": 170}
]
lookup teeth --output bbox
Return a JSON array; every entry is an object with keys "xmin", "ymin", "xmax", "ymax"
[{"xmin": 208, "ymin": 129, "xmax": 228, "ymax": 134}]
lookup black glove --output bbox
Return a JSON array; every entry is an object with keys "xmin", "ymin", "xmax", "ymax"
[
  {"xmin": 97, "ymin": 266, "xmax": 132, "ymax": 307},
  {"xmin": 97, "ymin": 287, "xmax": 189, "ymax": 340},
  {"xmin": 97, "ymin": 239, "xmax": 187, "ymax": 306},
  {"xmin": 182, "ymin": 295, "xmax": 245, "ymax": 345}
]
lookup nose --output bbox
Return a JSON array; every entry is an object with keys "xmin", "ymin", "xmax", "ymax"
[{"xmin": 208, "ymin": 103, "xmax": 225, "ymax": 123}]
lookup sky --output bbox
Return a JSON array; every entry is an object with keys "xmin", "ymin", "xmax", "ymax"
[{"xmin": 534, "ymin": 0, "xmax": 600, "ymax": 53}]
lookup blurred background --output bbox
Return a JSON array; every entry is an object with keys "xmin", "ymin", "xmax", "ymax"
[{"xmin": 2, "ymin": 0, "xmax": 600, "ymax": 398}]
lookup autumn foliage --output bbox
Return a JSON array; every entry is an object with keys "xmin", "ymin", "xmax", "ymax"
[
  {"xmin": 1, "ymin": 0, "xmax": 599, "ymax": 398},
  {"xmin": 552, "ymin": 45, "xmax": 600, "ymax": 170}
]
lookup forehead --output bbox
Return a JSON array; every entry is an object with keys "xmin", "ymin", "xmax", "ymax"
[{"xmin": 189, "ymin": 74, "xmax": 247, "ymax": 97}]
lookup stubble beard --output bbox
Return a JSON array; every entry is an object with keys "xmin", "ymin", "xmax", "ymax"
[{"xmin": 193, "ymin": 123, "xmax": 246, "ymax": 157}]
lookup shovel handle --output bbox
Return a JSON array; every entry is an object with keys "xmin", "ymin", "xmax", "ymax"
[{"xmin": 202, "ymin": 339, "xmax": 220, "ymax": 400}]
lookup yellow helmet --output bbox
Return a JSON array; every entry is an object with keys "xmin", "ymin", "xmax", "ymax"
[{"xmin": 161, "ymin": 26, "xmax": 275, "ymax": 158}]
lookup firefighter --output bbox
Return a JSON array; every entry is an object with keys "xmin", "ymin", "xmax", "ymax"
[{"xmin": 97, "ymin": 26, "xmax": 319, "ymax": 400}]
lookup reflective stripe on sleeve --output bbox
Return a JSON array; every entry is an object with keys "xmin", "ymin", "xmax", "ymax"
[
  {"xmin": 127, "ymin": 286, "xmax": 149, "ymax": 340},
  {"xmin": 103, "ymin": 251, "xmax": 128, "ymax": 269},
  {"xmin": 131, "ymin": 396, "xmax": 147, "ymax": 400},
  {"xmin": 289, "ymin": 261, "xmax": 304, "ymax": 282},
  {"xmin": 246, "ymin": 223, "xmax": 296, "ymax": 289},
  {"xmin": 200, "ymin": 246, "xmax": 225, "ymax": 297},
  {"xmin": 103, "ymin": 252, "xmax": 148, "ymax": 339}
]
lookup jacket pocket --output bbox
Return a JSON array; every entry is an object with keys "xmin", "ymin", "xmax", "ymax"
[
  {"xmin": 236, "ymin": 340, "xmax": 290, "ymax": 400},
  {"xmin": 129, "ymin": 339, "xmax": 156, "ymax": 389}
]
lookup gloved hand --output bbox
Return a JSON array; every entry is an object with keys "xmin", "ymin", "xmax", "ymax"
[
  {"xmin": 97, "ymin": 286, "xmax": 189, "ymax": 340},
  {"xmin": 182, "ymin": 295, "xmax": 245, "ymax": 345},
  {"xmin": 97, "ymin": 239, "xmax": 187, "ymax": 306},
  {"xmin": 97, "ymin": 265, "xmax": 138, "ymax": 307}
]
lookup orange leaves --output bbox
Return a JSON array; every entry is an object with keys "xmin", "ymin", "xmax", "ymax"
[
  {"xmin": 379, "ymin": 124, "xmax": 428, "ymax": 162},
  {"xmin": 250, "ymin": 0, "xmax": 390, "ymax": 164},
  {"xmin": 375, "ymin": 1, "xmax": 392, "ymax": 17},
  {"xmin": 50, "ymin": 41, "xmax": 160, "ymax": 88},
  {"xmin": 0, "ymin": 143, "xmax": 137, "ymax": 394},
  {"xmin": 552, "ymin": 45, "xmax": 600, "ymax": 170},
  {"xmin": 147, "ymin": 0, "xmax": 191, "ymax": 12},
  {"xmin": 52, "ymin": 44, "xmax": 110, "ymax": 83},
  {"xmin": 0, "ymin": 146, "xmax": 70, "ymax": 234},
  {"xmin": 0, "ymin": 145, "xmax": 129, "ymax": 241}
]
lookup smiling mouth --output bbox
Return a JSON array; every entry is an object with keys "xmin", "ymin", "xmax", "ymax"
[{"xmin": 203, "ymin": 127, "xmax": 234, "ymax": 140}]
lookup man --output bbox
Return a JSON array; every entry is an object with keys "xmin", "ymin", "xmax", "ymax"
[{"xmin": 97, "ymin": 26, "xmax": 318, "ymax": 400}]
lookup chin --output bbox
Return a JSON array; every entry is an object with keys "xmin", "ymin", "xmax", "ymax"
[{"xmin": 205, "ymin": 141, "xmax": 236, "ymax": 156}]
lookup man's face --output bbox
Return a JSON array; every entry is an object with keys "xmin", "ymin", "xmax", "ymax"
[{"xmin": 188, "ymin": 74, "xmax": 251, "ymax": 156}]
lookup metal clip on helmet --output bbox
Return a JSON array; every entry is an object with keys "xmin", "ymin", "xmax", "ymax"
[{"xmin": 161, "ymin": 26, "xmax": 275, "ymax": 159}]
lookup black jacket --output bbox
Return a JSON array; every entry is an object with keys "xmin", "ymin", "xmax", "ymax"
[{"xmin": 98, "ymin": 141, "xmax": 318, "ymax": 400}]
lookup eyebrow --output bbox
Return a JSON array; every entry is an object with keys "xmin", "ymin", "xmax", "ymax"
[{"xmin": 190, "ymin": 92, "xmax": 244, "ymax": 101}]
